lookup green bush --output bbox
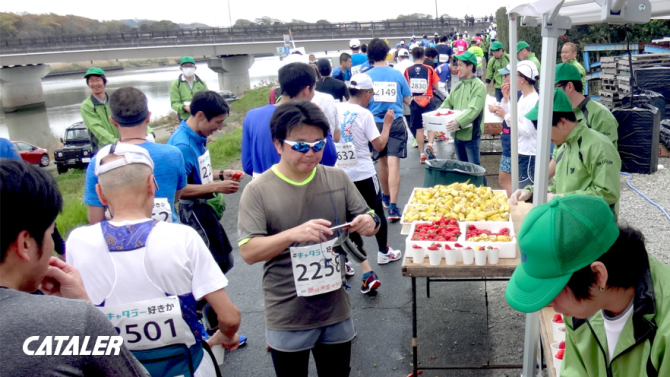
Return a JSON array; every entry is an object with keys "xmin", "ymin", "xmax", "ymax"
[
  {"xmin": 55, "ymin": 170, "xmax": 89, "ymax": 238},
  {"xmin": 209, "ymin": 128, "xmax": 242, "ymax": 170}
]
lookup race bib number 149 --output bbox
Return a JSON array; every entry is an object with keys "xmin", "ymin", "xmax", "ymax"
[{"xmin": 373, "ymin": 82, "xmax": 398, "ymax": 103}]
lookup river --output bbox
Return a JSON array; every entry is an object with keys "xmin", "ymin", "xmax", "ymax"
[{"xmin": 0, "ymin": 56, "xmax": 286, "ymax": 150}]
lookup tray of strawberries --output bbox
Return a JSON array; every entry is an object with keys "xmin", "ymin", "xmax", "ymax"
[
  {"xmin": 410, "ymin": 217, "xmax": 461, "ymax": 242},
  {"xmin": 421, "ymin": 109, "xmax": 463, "ymax": 132}
]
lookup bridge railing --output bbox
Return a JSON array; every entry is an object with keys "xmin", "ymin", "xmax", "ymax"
[{"xmin": 1, "ymin": 18, "xmax": 495, "ymax": 50}]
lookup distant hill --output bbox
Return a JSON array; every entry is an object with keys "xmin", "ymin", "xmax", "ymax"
[{"xmin": 121, "ymin": 19, "xmax": 210, "ymax": 29}]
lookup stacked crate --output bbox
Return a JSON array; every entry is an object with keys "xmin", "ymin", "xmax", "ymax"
[
  {"xmin": 598, "ymin": 56, "xmax": 620, "ymax": 109},
  {"xmin": 597, "ymin": 54, "xmax": 670, "ymax": 110}
]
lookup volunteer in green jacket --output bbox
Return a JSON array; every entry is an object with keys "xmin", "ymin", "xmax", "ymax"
[
  {"xmin": 170, "ymin": 57, "xmax": 209, "ymax": 120},
  {"xmin": 510, "ymin": 89, "xmax": 621, "ymax": 215},
  {"xmin": 486, "ymin": 41, "xmax": 510, "ymax": 101},
  {"xmin": 517, "ymin": 41, "xmax": 541, "ymax": 76},
  {"xmin": 439, "ymin": 51, "xmax": 487, "ymax": 167},
  {"xmin": 560, "ymin": 42, "xmax": 587, "ymax": 92},
  {"xmin": 506, "ymin": 194, "xmax": 670, "ymax": 377},
  {"xmin": 80, "ymin": 68, "xmax": 117, "ymax": 151}
]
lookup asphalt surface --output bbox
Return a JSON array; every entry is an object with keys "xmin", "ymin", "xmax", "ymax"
[{"xmin": 217, "ymin": 135, "xmax": 529, "ymax": 377}]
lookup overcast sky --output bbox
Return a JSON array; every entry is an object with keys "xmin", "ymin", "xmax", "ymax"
[{"xmin": 1, "ymin": 0, "xmax": 502, "ymax": 27}]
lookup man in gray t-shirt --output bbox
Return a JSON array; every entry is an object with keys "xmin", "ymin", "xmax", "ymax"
[
  {"xmin": 0, "ymin": 160, "xmax": 148, "ymax": 377},
  {"xmin": 238, "ymin": 102, "xmax": 380, "ymax": 375}
]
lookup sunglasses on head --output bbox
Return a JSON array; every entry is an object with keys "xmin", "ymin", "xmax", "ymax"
[{"xmin": 283, "ymin": 139, "xmax": 327, "ymax": 153}]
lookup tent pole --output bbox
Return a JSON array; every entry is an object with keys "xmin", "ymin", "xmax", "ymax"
[{"xmin": 509, "ymin": 13, "xmax": 519, "ymax": 194}]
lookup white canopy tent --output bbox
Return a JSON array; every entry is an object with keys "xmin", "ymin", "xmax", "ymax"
[{"xmin": 504, "ymin": 0, "xmax": 670, "ymax": 374}]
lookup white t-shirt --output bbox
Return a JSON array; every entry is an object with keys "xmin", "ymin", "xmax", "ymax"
[
  {"xmin": 313, "ymin": 90, "xmax": 339, "ymax": 135},
  {"xmin": 394, "ymin": 59, "xmax": 414, "ymax": 76},
  {"xmin": 66, "ymin": 220, "xmax": 228, "ymax": 305},
  {"xmin": 501, "ymin": 91, "xmax": 539, "ymax": 156},
  {"xmin": 335, "ymin": 102, "xmax": 380, "ymax": 182},
  {"xmin": 603, "ymin": 299, "xmax": 635, "ymax": 360}
]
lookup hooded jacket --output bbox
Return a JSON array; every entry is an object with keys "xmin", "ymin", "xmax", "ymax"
[{"xmin": 438, "ymin": 76, "xmax": 486, "ymax": 142}]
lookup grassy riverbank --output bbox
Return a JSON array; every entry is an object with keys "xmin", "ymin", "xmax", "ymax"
[{"xmin": 54, "ymin": 85, "xmax": 270, "ymax": 237}]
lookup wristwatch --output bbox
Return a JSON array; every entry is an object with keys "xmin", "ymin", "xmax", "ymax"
[
  {"xmin": 219, "ymin": 170, "xmax": 225, "ymax": 181},
  {"xmin": 368, "ymin": 212, "xmax": 381, "ymax": 228}
]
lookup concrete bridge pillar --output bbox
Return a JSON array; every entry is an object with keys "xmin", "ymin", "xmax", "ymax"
[
  {"xmin": 0, "ymin": 65, "xmax": 51, "ymax": 112},
  {"xmin": 207, "ymin": 55, "xmax": 253, "ymax": 98}
]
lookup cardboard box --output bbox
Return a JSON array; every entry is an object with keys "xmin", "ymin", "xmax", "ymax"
[{"xmin": 660, "ymin": 144, "xmax": 670, "ymax": 157}]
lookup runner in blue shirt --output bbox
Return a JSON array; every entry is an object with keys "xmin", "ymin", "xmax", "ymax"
[
  {"xmin": 331, "ymin": 53, "xmax": 352, "ymax": 82},
  {"xmin": 350, "ymin": 39, "xmax": 368, "ymax": 75},
  {"xmin": 84, "ymin": 87, "xmax": 187, "ymax": 224},
  {"xmin": 0, "ymin": 138, "xmax": 21, "ymax": 160}
]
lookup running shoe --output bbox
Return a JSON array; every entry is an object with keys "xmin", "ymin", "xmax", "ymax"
[
  {"xmin": 239, "ymin": 335, "xmax": 248, "ymax": 347},
  {"xmin": 382, "ymin": 195, "xmax": 390, "ymax": 209},
  {"xmin": 420, "ymin": 154, "xmax": 427, "ymax": 164},
  {"xmin": 425, "ymin": 144, "xmax": 436, "ymax": 160},
  {"xmin": 412, "ymin": 138, "xmax": 418, "ymax": 148},
  {"xmin": 360, "ymin": 271, "xmax": 381, "ymax": 294},
  {"xmin": 345, "ymin": 261, "xmax": 355, "ymax": 277},
  {"xmin": 388, "ymin": 207, "xmax": 401, "ymax": 222},
  {"xmin": 378, "ymin": 247, "xmax": 402, "ymax": 264}
]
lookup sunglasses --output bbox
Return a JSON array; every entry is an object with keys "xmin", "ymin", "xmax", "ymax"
[{"xmin": 283, "ymin": 139, "xmax": 327, "ymax": 153}]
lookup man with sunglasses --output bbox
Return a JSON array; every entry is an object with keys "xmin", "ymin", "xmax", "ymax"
[{"xmin": 238, "ymin": 101, "xmax": 380, "ymax": 377}]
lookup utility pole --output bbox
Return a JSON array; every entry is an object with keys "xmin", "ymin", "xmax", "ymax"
[
  {"xmin": 227, "ymin": 0, "xmax": 233, "ymax": 28},
  {"xmin": 435, "ymin": 0, "xmax": 438, "ymax": 20}
]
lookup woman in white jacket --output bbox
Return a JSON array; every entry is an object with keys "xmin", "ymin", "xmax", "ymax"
[{"xmin": 494, "ymin": 60, "xmax": 539, "ymax": 188}]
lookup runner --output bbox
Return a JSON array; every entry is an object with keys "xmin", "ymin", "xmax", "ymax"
[
  {"xmin": 467, "ymin": 41, "xmax": 485, "ymax": 80},
  {"xmin": 336, "ymin": 73, "xmax": 402, "ymax": 266},
  {"xmin": 393, "ymin": 49, "xmax": 413, "ymax": 75},
  {"xmin": 67, "ymin": 144, "xmax": 242, "ymax": 376},
  {"xmin": 436, "ymin": 36, "xmax": 454, "ymax": 66},
  {"xmin": 170, "ymin": 57, "xmax": 209, "ymax": 121},
  {"xmin": 0, "ymin": 137, "xmax": 21, "ymax": 159},
  {"xmin": 453, "ymin": 35, "xmax": 468, "ymax": 55},
  {"xmin": 486, "ymin": 41, "xmax": 510, "ymax": 102},
  {"xmin": 315, "ymin": 58, "xmax": 350, "ymax": 102},
  {"xmin": 331, "ymin": 53, "xmax": 352, "ymax": 83},
  {"xmin": 84, "ymin": 87, "xmax": 187, "ymax": 224},
  {"xmin": 0, "ymin": 160, "xmax": 148, "ymax": 376},
  {"xmin": 364, "ymin": 38, "xmax": 412, "ymax": 221},
  {"xmin": 238, "ymin": 101, "xmax": 381, "ymax": 376},
  {"xmin": 560, "ymin": 42, "xmax": 587, "ymax": 92},
  {"xmin": 349, "ymin": 39, "xmax": 367, "ymax": 76}
]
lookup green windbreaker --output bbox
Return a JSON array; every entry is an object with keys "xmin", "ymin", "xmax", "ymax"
[
  {"xmin": 486, "ymin": 53, "xmax": 510, "ymax": 89},
  {"xmin": 562, "ymin": 256, "xmax": 670, "ymax": 377},
  {"xmin": 526, "ymin": 52, "xmax": 541, "ymax": 76},
  {"xmin": 569, "ymin": 58, "xmax": 587, "ymax": 93},
  {"xmin": 170, "ymin": 74, "xmax": 208, "ymax": 120},
  {"xmin": 80, "ymin": 94, "xmax": 118, "ymax": 148},
  {"xmin": 573, "ymin": 97, "xmax": 618, "ymax": 148},
  {"xmin": 438, "ymin": 76, "xmax": 486, "ymax": 142}
]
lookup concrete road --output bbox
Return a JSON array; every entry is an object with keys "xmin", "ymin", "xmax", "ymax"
[{"xmin": 218, "ymin": 137, "xmax": 530, "ymax": 376}]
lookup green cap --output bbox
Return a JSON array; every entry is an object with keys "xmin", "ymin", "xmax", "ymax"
[
  {"xmin": 454, "ymin": 51, "xmax": 478, "ymax": 66},
  {"xmin": 491, "ymin": 41, "xmax": 504, "ymax": 51},
  {"xmin": 84, "ymin": 67, "xmax": 106, "ymax": 78},
  {"xmin": 525, "ymin": 88, "xmax": 574, "ymax": 121},
  {"xmin": 555, "ymin": 62, "xmax": 583, "ymax": 84},
  {"xmin": 505, "ymin": 195, "xmax": 620, "ymax": 313},
  {"xmin": 517, "ymin": 41, "xmax": 530, "ymax": 53},
  {"xmin": 180, "ymin": 56, "xmax": 196, "ymax": 65}
]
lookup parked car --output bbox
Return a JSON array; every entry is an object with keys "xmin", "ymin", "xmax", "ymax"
[
  {"xmin": 54, "ymin": 122, "xmax": 95, "ymax": 174},
  {"xmin": 12, "ymin": 141, "xmax": 50, "ymax": 167},
  {"xmin": 218, "ymin": 90, "xmax": 239, "ymax": 103}
]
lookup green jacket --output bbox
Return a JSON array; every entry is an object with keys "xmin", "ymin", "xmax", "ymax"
[
  {"xmin": 574, "ymin": 97, "xmax": 618, "ymax": 148},
  {"xmin": 562, "ymin": 256, "xmax": 670, "ymax": 377},
  {"xmin": 439, "ymin": 76, "xmax": 486, "ymax": 142},
  {"xmin": 569, "ymin": 58, "xmax": 587, "ymax": 93},
  {"xmin": 170, "ymin": 75, "xmax": 208, "ymax": 120},
  {"xmin": 548, "ymin": 123, "xmax": 621, "ymax": 215},
  {"xmin": 80, "ymin": 95, "xmax": 118, "ymax": 148},
  {"xmin": 486, "ymin": 53, "xmax": 510, "ymax": 89},
  {"xmin": 525, "ymin": 52, "xmax": 541, "ymax": 76}
]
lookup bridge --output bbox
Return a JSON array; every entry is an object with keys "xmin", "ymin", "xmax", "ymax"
[{"xmin": 0, "ymin": 18, "xmax": 493, "ymax": 111}]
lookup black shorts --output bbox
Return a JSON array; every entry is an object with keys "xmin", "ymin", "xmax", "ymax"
[
  {"xmin": 408, "ymin": 100, "xmax": 435, "ymax": 135},
  {"xmin": 372, "ymin": 117, "xmax": 408, "ymax": 159}
]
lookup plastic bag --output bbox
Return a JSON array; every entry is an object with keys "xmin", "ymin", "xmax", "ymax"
[
  {"xmin": 661, "ymin": 120, "xmax": 670, "ymax": 150},
  {"xmin": 612, "ymin": 103, "xmax": 660, "ymax": 174}
]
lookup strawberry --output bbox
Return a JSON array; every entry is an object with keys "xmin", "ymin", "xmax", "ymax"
[
  {"xmin": 427, "ymin": 245, "xmax": 439, "ymax": 251},
  {"xmin": 455, "ymin": 243, "xmax": 463, "ymax": 248},
  {"xmin": 232, "ymin": 171, "xmax": 243, "ymax": 180},
  {"xmin": 412, "ymin": 244, "xmax": 423, "ymax": 249},
  {"xmin": 444, "ymin": 245, "xmax": 452, "ymax": 250},
  {"xmin": 555, "ymin": 349, "xmax": 565, "ymax": 360},
  {"xmin": 553, "ymin": 314, "xmax": 564, "ymax": 323},
  {"xmin": 466, "ymin": 247, "xmax": 473, "ymax": 250},
  {"xmin": 559, "ymin": 341, "xmax": 565, "ymax": 350}
]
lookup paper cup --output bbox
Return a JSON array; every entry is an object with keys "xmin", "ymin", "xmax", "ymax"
[
  {"xmin": 550, "ymin": 342, "xmax": 561, "ymax": 355},
  {"xmin": 488, "ymin": 248, "xmax": 499, "ymax": 264},
  {"xmin": 413, "ymin": 247, "xmax": 426, "ymax": 264},
  {"xmin": 554, "ymin": 325, "xmax": 566, "ymax": 343},
  {"xmin": 211, "ymin": 344, "xmax": 225, "ymax": 365},
  {"xmin": 553, "ymin": 354, "xmax": 563, "ymax": 376},
  {"xmin": 445, "ymin": 249, "xmax": 458, "ymax": 265},
  {"xmin": 552, "ymin": 318, "xmax": 565, "ymax": 341},
  {"xmin": 428, "ymin": 248, "xmax": 442, "ymax": 266},
  {"xmin": 462, "ymin": 249, "xmax": 474, "ymax": 265},
  {"xmin": 474, "ymin": 249, "xmax": 487, "ymax": 266}
]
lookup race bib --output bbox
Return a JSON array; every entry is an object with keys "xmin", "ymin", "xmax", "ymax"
[
  {"xmin": 439, "ymin": 54, "xmax": 450, "ymax": 63},
  {"xmin": 151, "ymin": 198, "xmax": 172, "ymax": 223},
  {"xmin": 290, "ymin": 238, "xmax": 341, "ymax": 297},
  {"xmin": 351, "ymin": 64, "xmax": 363, "ymax": 76},
  {"xmin": 373, "ymin": 82, "xmax": 398, "ymax": 103},
  {"xmin": 335, "ymin": 143, "xmax": 358, "ymax": 168},
  {"xmin": 458, "ymin": 46, "xmax": 465, "ymax": 52},
  {"xmin": 197, "ymin": 150, "xmax": 213, "ymax": 185},
  {"xmin": 99, "ymin": 297, "xmax": 193, "ymax": 351},
  {"xmin": 409, "ymin": 78, "xmax": 428, "ymax": 94}
]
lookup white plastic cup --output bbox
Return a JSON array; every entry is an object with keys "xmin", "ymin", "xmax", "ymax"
[
  {"xmin": 445, "ymin": 249, "xmax": 458, "ymax": 265},
  {"xmin": 550, "ymin": 342, "xmax": 561, "ymax": 355},
  {"xmin": 554, "ymin": 325, "xmax": 566, "ymax": 343},
  {"xmin": 488, "ymin": 248, "xmax": 499, "ymax": 264},
  {"xmin": 462, "ymin": 248, "xmax": 474, "ymax": 265},
  {"xmin": 211, "ymin": 344, "xmax": 225, "ymax": 365},
  {"xmin": 413, "ymin": 247, "xmax": 426, "ymax": 264},
  {"xmin": 552, "ymin": 317, "xmax": 565, "ymax": 341},
  {"xmin": 474, "ymin": 249, "xmax": 487, "ymax": 265},
  {"xmin": 428, "ymin": 248, "xmax": 442, "ymax": 266},
  {"xmin": 553, "ymin": 353, "xmax": 563, "ymax": 376}
]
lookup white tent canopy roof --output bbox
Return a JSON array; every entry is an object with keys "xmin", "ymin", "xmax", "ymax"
[{"xmin": 508, "ymin": 0, "xmax": 670, "ymax": 25}]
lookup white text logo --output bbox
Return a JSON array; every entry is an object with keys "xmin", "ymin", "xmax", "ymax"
[{"xmin": 23, "ymin": 336, "xmax": 123, "ymax": 356}]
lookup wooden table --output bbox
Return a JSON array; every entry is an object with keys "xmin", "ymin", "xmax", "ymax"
[
  {"xmin": 402, "ymin": 202, "xmax": 533, "ymax": 375},
  {"xmin": 539, "ymin": 307, "xmax": 560, "ymax": 377}
]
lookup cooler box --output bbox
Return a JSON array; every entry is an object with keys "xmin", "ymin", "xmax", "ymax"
[
  {"xmin": 422, "ymin": 109, "xmax": 463, "ymax": 133},
  {"xmin": 423, "ymin": 159, "xmax": 486, "ymax": 188}
]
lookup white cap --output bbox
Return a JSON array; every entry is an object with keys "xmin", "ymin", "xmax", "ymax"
[
  {"xmin": 349, "ymin": 73, "xmax": 373, "ymax": 90},
  {"xmin": 517, "ymin": 60, "xmax": 539, "ymax": 81},
  {"xmin": 94, "ymin": 143, "xmax": 154, "ymax": 177},
  {"xmin": 398, "ymin": 49, "xmax": 410, "ymax": 57},
  {"xmin": 411, "ymin": 35, "xmax": 416, "ymax": 39},
  {"xmin": 434, "ymin": 32, "xmax": 439, "ymax": 36},
  {"xmin": 350, "ymin": 38, "xmax": 361, "ymax": 48},
  {"xmin": 400, "ymin": 39, "xmax": 405, "ymax": 44}
]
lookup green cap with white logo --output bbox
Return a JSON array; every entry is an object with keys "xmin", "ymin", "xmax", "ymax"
[
  {"xmin": 525, "ymin": 88, "xmax": 574, "ymax": 121},
  {"xmin": 505, "ymin": 195, "xmax": 620, "ymax": 313}
]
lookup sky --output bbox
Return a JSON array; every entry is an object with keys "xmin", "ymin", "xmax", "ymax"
[{"xmin": 0, "ymin": 0, "xmax": 502, "ymax": 27}]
